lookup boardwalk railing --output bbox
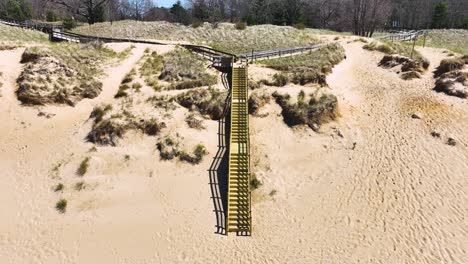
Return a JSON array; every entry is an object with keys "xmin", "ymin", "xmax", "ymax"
[{"xmin": 375, "ymin": 30, "xmax": 426, "ymax": 42}]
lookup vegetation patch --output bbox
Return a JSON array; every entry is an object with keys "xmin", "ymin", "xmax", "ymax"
[
  {"xmin": 16, "ymin": 43, "xmax": 122, "ymax": 106},
  {"xmin": 250, "ymin": 176, "xmax": 263, "ymax": 190},
  {"xmin": 87, "ymin": 105, "xmax": 166, "ymax": 146},
  {"xmin": 248, "ymin": 91, "xmax": 271, "ymax": 115},
  {"xmin": 273, "ymin": 90, "xmax": 339, "ymax": 131},
  {"xmin": 178, "ymin": 144, "xmax": 207, "ymax": 164},
  {"xmin": 77, "ymin": 157, "xmax": 90, "ymax": 176},
  {"xmin": 175, "ymin": 88, "xmax": 228, "ymax": 120},
  {"xmin": 185, "ymin": 112, "xmax": 206, "ymax": 129},
  {"xmin": 434, "ymin": 70, "xmax": 467, "ymax": 98},
  {"xmin": 140, "ymin": 51, "xmax": 164, "ymax": 90},
  {"xmin": 74, "ymin": 21, "xmax": 323, "ymax": 54},
  {"xmin": 378, "ymin": 55, "xmax": 429, "ymax": 80},
  {"xmin": 156, "ymin": 136, "xmax": 207, "ymax": 164},
  {"xmin": 262, "ymin": 44, "xmax": 345, "ymax": 86},
  {"xmin": 434, "ymin": 56, "xmax": 467, "ymax": 77},
  {"xmin": 54, "ymin": 183, "xmax": 64, "ymax": 192},
  {"xmin": 432, "ymin": 55, "xmax": 467, "ymax": 98},
  {"xmin": 364, "ymin": 41, "xmax": 430, "ymax": 73},
  {"xmin": 160, "ymin": 47, "xmax": 217, "ymax": 90},
  {"xmin": 56, "ymin": 199, "xmax": 68, "ymax": 213},
  {"xmin": 415, "ymin": 30, "xmax": 468, "ymax": 54}
]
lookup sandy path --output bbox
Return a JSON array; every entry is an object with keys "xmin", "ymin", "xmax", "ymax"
[{"xmin": 0, "ymin": 42, "xmax": 467, "ymax": 263}]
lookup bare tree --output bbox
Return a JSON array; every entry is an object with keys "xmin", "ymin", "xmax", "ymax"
[
  {"xmin": 51, "ymin": 0, "xmax": 109, "ymax": 24},
  {"xmin": 352, "ymin": 0, "xmax": 391, "ymax": 36}
]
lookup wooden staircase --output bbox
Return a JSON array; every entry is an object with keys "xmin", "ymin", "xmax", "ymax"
[{"xmin": 226, "ymin": 64, "xmax": 251, "ymax": 235}]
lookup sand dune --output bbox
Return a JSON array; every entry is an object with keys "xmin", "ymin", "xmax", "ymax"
[{"xmin": 0, "ymin": 41, "xmax": 466, "ymax": 263}]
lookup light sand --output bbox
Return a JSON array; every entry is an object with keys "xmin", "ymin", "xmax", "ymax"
[{"xmin": 0, "ymin": 41, "xmax": 467, "ymax": 263}]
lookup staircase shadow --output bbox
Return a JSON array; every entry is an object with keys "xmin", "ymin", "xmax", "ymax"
[{"xmin": 208, "ymin": 77, "xmax": 231, "ymax": 235}]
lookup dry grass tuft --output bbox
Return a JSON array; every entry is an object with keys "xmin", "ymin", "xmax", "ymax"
[
  {"xmin": 364, "ymin": 40, "xmax": 429, "ymax": 68},
  {"xmin": 185, "ymin": 112, "xmax": 206, "ymax": 129},
  {"xmin": 434, "ymin": 70, "xmax": 467, "ymax": 98},
  {"xmin": 434, "ymin": 57, "xmax": 466, "ymax": 77}
]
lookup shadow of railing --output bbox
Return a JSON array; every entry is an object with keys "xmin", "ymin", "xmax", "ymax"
[{"xmin": 208, "ymin": 73, "xmax": 231, "ymax": 235}]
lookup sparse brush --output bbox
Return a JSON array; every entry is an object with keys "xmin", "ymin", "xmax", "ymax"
[
  {"xmin": 115, "ymin": 84, "xmax": 130, "ymax": 98},
  {"xmin": 132, "ymin": 82, "xmax": 142, "ymax": 92},
  {"xmin": 56, "ymin": 199, "xmax": 67, "ymax": 213},
  {"xmin": 269, "ymin": 190, "xmax": 277, "ymax": 196},
  {"xmin": 179, "ymin": 144, "xmax": 207, "ymax": 164},
  {"xmin": 185, "ymin": 112, "xmax": 206, "ymax": 129},
  {"xmin": 138, "ymin": 118, "xmax": 166, "ymax": 136},
  {"xmin": 156, "ymin": 136, "xmax": 180, "ymax": 160},
  {"xmin": 90, "ymin": 104, "xmax": 112, "ymax": 123},
  {"xmin": 77, "ymin": 157, "xmax": 90, "ymax": 176},
  {"xmin": 87, "ymin": 120, "xmax": 127, "ymax": 146},
  {"xmin": 124, "ymin": 154, "xmax": 130, "ymax": 161}
]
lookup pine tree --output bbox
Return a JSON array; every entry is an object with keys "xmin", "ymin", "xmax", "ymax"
[{"xmin": 432, "ymin": 1, "xmax": 448, "ymax": 28}]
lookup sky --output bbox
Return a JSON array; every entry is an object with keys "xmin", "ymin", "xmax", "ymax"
[{"xmin": 157, "ymin": 0, "xmax": 187, "ymax": 8}]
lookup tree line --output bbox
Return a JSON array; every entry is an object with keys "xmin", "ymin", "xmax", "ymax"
[{"xmin": 1, "ymin": 0, "xmax": 467, "ymax": 34}]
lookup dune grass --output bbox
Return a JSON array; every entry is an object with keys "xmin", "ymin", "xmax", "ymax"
[
  {"xmin": 415, "ymin": 29, "xmax": 468, "ymax": 54},
  {"xmin": 261, "ymin": 44, "xmax": 345, "ymax": 86},
  {"xmin": 0, "ymin": 23, "xmax": 48, "ymax": 45},
  {"xmin": 16, "ymin": 42, "xmax": 129, "ymax": 105},
  {"xmin": 73, "ymin": 20, "xmax": 329, "ymax": 54}
]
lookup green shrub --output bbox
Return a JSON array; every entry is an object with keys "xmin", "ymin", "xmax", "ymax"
[
  {"xmin": 46, "ymin": 10, "xmax": 58, "ymax": 22},
  {"xmin": 250, "ymin": 177, "xmax": 263, "ymax": 190},
  {"xmin": 54, "ymin": 183, "xmax": 64, "ymax": 192},
  {"xmin": 293, "ymin": 23, "xmax": 305, "ymax": 30},
  {"xmin": 63, "ymin": 17, "xmax": 76, "ymax": 30},
  {"xmin": 90, "ymin": 104, "xmax": 112, "ymax": 123},
  {"xmin": 77, "ymin": 157, "xmax": 90, "ymax": 176},
  {"xmin": 56, "ymin": 199, "xmax": 67, "ymax": 213},
  {"xmin": 235, "ymin": 22, "xmax": 247, "ymax": 30},
  {"xmin": 192, "ymin": 21, "xmax": 203, "ymax": 28},
  {"xmin": 115, "ymin": 84, "xmax": 130, "ymax": 98},
  {"xmin": 272, "ymin": 73, "xmax": 288, "ymax": 86}
]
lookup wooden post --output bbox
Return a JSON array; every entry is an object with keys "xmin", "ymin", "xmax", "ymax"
[
  {"xmin": 423, "ymin": 32, "xmax": 427, "ymax": 48},
  {"xmin": 410, "ymin": 36, "xmax": 416, "ymax": 59}
]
